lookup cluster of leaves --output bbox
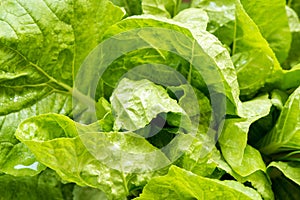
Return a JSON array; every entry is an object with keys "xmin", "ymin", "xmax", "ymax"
[{"xmin": 1, "ymin": 0, "xmax": 300, "ymax": 199}]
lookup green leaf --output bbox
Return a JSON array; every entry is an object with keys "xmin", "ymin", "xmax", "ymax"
[
  {"xmin": 0, "ymin": 0, "xmax": 124, "ymax": 174},
  {"xmin": 277, "ymin": 64, "xmax": 300, "ymax": 90},
  {"xmin": 211, "ymin": 148, "xmax": 274, "ymax": 200},
  {"xmin": 270, "ymin": 172, "xmax": 300, "ymax": 200},
  {"xmin": 191, "ymin": 0, "xmax": 236, "ymax": 47},
  {"xmin": 219, "ymin": 94, "xmax": 272, "ymax": 169},
  {"xmin": 173, "ymin": 3, "xmax": 241, "ymax": 115},
  {"xmin": 192, "ymin": 0, "xmax": 283, "ymax": 97},
  {"xmin": 15, "ymin": 113, "xmax": 170, "ymax": 199},
  {"xmin": 240, "ymin": 171, "xmax": 274, "ymax": 200},
  {"xmin": 167, "ymin": 84, "xmax": 213, "ymax": 135},
  {"xmin": 110, "ymin": 0, "xmax": 142, "ymax": 16},
  {"xmin": 286, "ymin": 6, "xmax": 300, "ymax": 33},
  {"xmin": 267, "ymin": 161, "xmax": 300, "ymax": 199},
  {"xmin": 240, "ymin": 0, "xmax": 291, "ymax": 63},
  {"xmin": 232, "ymin": 1, "xmax": 282, "ymax": 97},
  {"xmin": 135, "ymin": 165, "xmax": 262, "ymax": 200},
  {"xmin": 102, "ymin": 15, "xmax": 241, "ymax": 117},
  {"xmin": 283, "ymin": 6, "xmax": 300, "ymax": 69},
  {"xmin": 142, "ymin": 0, "xmax": 181, "ymax": 18},
  {"xmin": 110, "ymin": 78, "xmax": 191, "ymax": 132},
  {"xmin": 289, "ymin": 0, "xmax": 300, "ymax": 17},
  {"xmin": 173, "ymin": 8, "xmax": 209, "ymax": 31},
  {"xmin": 258, "ymin": 86, "xmax": 300, "ymax": 155},
  {"xmin": 0, "ymin": 169, "xmax": 72, "ymax": 200},
  {"xmin": 0, "ymin": 93, "xmax": 72, "ymax": 176},
  {"xmin": 268, "ymin": 161, "xmax": 300, "ymax": 186},
  {"xmin": 176, "ymin": 142, "xmax": 226, "ymax": 179},
  {"xmin": 93, "ymin": 16, "xmax": 237, "ymax": 124}
]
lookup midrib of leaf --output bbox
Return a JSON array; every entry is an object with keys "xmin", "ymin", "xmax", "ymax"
[
  {"xmin": 2, "ymin": 0, "xmax": 97, "ymax": 109},
  {"xmin": 288, "ymin": 0, "xmax": 293, "ymax": 7},
  {"xmin": 113, "ymin": 94, "xmax": 137, "ymax": 130},
  {"xmin": 260, "ymin": 100, "xmax": 296, "ymax": 154},
  {"xmin": 187, "ymin": 39, "xmax": 195, "ymax": 83},
  {"xmin": 231, "ymin": 13, "xmax": 237, "ymax": 56},
  {"xmin": 30, "ymin": 62, "xmax": 73, "ymax": 92},
  {"xmin": 3, "ymin": 43, "xmax": 96, "ymax": 109},
  {"xmin": 123, "ymin": 0, "xmax": 131, "ymax": 15},
  {"xmin": 278, "ymin": 99, "xmax": 296, "ymax": 143},
  {"xmin": 3, "ymin": 44, "xmax": 71, "ymax": 92}
]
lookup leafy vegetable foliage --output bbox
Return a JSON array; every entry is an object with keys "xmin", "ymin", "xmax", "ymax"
[{"xmin": 0, "ymin": 0, "xmax": 300, "ymax": 199}]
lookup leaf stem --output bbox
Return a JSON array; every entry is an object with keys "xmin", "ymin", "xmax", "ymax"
[
  {"xmin": 29, "ymin": 62, "xmax": 73, "ymax": 93},
  {"xmin": 231, "ymin": 12, "xmax": 237, "ymax": 56},
  {"xmin": 28, "ymin": 62, "xmax": 97, "ymax": 107}
]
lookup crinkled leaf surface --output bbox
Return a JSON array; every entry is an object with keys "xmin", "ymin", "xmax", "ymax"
[
  {"xmin": 0, "ymin": 0, "xmax": 124, "ymax": 175},
  {"xmin": 191, "ymin": 0, "xmax": 236, "ymax": 46},
  {"xmin": 100, "ymin": 16, "xmax": 240, "ymax": 118},
  {"xmin": 192, "ymin": 0, "xmax": 283, "ymax": 97},
  {"xmin": 172, "ymin": 11, "xmax": 241, "ymax": 115},
  {"xmin": 0, "ymin": 93, "xmax": 72, "ymax": 176},
  {"xmin": 110, "ymin": 78, "xmax": 191, "ymax": 132},
  {"xmin": 15, "ymin": 113, "xmax": 170, "ymax": 199},
  {"xmin": 79, "ymin": 15, "xmax": 241, "ymax": 130}
]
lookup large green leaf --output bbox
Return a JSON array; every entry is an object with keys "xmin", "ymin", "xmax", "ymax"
[
  {"xmin": 15, "ymin": 113, "xmax": 170, "ymax": 199},
  {"xmin": 258, "ymin": 86, "xmax": 300, "ymax": 155},
  {"xmin": 240, "ymin": 0, "xmax": 291, "ymax": 63},
  {"xmin": 192, "ymin": 0, "xmax": 283, "ymax": 97},
  {"xmin": 135, "ymin": 165, "xmax": 262, "ymax": 200},
  {"xmin": 0, "ymin": 0, "xmax": 124, "ymax": 174},
  {"xmin": 173, "ymin": 10, "xmax": 241, "ymax": 115},
  {"xmin": 71, "ymin": 16, "xmax": 238, "ymax": 158},
  {"xmin": 218, "ymin": 94, "xmax": 272, "ymax": 169},
  {"xmin": 96, "ymin": 16, "xmax": 240, "ymax": 120},
  {"xmin": 0, "ymin": 93, "xmax": 72, "ymax": 176}
]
